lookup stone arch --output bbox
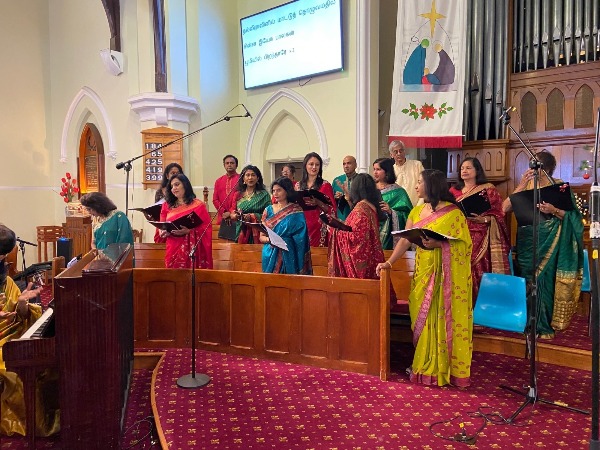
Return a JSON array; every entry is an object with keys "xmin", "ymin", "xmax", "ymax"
[
  {"xmin": 244, "ymin": 88, "xmax": 329, "ymax": 169},
  {"xmin": 61, "ymin": 86, "xmax": 117, "ymax": 163}
]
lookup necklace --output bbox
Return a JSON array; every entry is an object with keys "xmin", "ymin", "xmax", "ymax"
[{"xmin": 243, "ymin": 190, "xmax": 255, "ymax": 200}]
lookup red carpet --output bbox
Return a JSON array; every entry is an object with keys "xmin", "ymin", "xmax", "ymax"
[
  {"xmin": 2, "ymin": 286, "xmax": 593, "ymax": 449},
  {"xmin": 151, "ymin": 345, "xmax": 592, "ymax": 449}
]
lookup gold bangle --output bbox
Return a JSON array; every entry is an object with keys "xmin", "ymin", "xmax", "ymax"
[{"xmin": 386, "ymin": 261, "xmax": 392, "ymax": 269}]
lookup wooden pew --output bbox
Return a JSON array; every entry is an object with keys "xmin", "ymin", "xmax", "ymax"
[
  {"xmin": 132, "ymin": 242, "xmax": 415, "ymax": 380},
  {"xmin": 134, "ymin": 268, "xmax": 390, "ymax": 379}
]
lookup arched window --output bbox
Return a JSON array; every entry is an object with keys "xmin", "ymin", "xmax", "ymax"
[
  {"xmin": 520, "ymin": 92, "xmax": 537, "ymax": 133},
  {"xmin": 546, "ymin": 88, "xmax": 564, "ymax": 131},
  {"xmin": 575, "ymin": 84, "xmax": 594, "ymax": 128}
]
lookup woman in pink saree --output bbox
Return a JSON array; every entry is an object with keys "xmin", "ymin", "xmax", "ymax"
[
  {"xmin": 449, "ymin": 157, "xmax": 511, "ymax": 301},
  {"xmin": 159, "ymin": 174, "xmax": 213, "ymax": 269},
  {"xmin": 377, "ymin": 170, "xmax": 472, "ymax": 387}
]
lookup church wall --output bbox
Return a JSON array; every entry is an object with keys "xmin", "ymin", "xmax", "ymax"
[
  {"xmin": 0, "ymin": 0, "xmax": 377, "ymax": 259},
  {"xmin": 0, "ymin": 1, "xmax": 53, "ymax": 250}
]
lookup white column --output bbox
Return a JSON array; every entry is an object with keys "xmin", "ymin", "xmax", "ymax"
[{"xmin": 356, "ymin": 0, "xmax": 372, "ymax": 173}]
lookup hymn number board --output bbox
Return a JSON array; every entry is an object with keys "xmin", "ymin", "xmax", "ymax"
[{"xmin": 141, "ymin": 126, "xmax": 183, "ymax": 190}]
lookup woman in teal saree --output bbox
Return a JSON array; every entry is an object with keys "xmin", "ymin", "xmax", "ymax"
[
  {"xmin": 503, "ymin": 151, "xmax": 583, "ymax": 338},
  {"xmin": 373, "ymin": 158, "xmax": 412, "ymax": 249},
  {"xmin": 225, "ymin": 165, "xmax": 271, "ymax": 244}
]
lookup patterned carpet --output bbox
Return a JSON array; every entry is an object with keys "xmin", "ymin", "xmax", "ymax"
[
  {"xmin": 151, "ymin": 345, "xmax": 592, "ymax": 449},
  {"xmin": 2, "ymin": 287, "xmax": 594, "ymax": 449}
]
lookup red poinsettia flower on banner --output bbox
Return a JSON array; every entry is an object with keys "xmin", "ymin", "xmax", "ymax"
[
  {"xmin": 419, "ymin": 103, "xmax": 437, "ymax": 121},
  {"xmin": 59, "ymin": 173, "xmax": 79, "ymax": 203}
]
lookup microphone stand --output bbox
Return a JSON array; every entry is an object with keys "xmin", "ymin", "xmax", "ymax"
[
  {"xmin": 115, "ymin": 105, "xmax": 250, "ymax": 216},
  {"xmin": 177, "ymin": 229, "xmax": 211, "ymax": 389},
  {"xmin": 176, "ymin": 175, "xmax": 242, "ymax": 389},
  {"xmin": 500, "ymin": 109, "xmax": 589, "ymax": 421},
  {"xmin": 589, "ymin": 106, "xmax": 600, "ymax": 449}
]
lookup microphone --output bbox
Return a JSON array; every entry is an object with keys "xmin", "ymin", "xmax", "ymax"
[
  {"xmin": 116, "ymin": 162, "xmax": 125, "ymax": 170},
  {"xmin": 241, "ymin": 104, "xmax": 253, "ymax": 119},
  {"xmin": 499, "ymin": 106, "xmax": 516, "ymax": 121},
  {"xmin": 16, "ymin": 237, "xmax": 37, "ymax": 247}
]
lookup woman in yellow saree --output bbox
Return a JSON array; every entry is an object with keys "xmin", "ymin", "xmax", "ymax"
[
  {"xmin": 0, "ymin": 224, "xmax": 60, "ymax": 436},
  {"xmin": 377, "ymin": 170, "xmax": 473, "ymax": 387}
]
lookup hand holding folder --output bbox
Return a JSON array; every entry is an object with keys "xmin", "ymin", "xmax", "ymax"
[
  {"xmin": 148, "ymin": 210, "xmax": 203, "ymax": 233},
  {"xmin": 297, "ymin": 189, "xmax": 333, "ymax": 211},
  {"xmin": 129, "ymin": 199, "xmax": 165, "ymax": 222},
  {"xmin": 458, "ymin": 191, "xmax": 491, "ymax": 216},
  {"xmin": 392, "ymin": 227, "xmax": 456, "ymax": 249},
  {"xmin": 510, "ymin": 182, "xmax": 573, "ymax": 226},
  {"xmin": 241, "ymin": 221, "xmax": 288, "ymax": 251},
  {"xmin": 319, "ymin": 212, "xmax": 352, "ymax": 231}
]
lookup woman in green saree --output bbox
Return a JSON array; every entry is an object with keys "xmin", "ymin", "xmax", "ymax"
[
  {"xmin": 224, "ymin": 165, "xmax": 271, "ymax": 244},
  {"xmin": 502, "ymin": 151, "xmax": 583, "ymax": 338},
  {"xmin": 80, "ymin": 192, "xmax": 134, "ymax": 250},
  {"xmin": 372, "ymin": 158, "xmax": 413, "ymax": 249}
]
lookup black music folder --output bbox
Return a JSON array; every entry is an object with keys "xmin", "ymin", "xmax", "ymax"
[
  {"xmin": 129, "ymin": 199, "xmax": 165, "ymax": 222},
  {"xmin": 319, "ymin": 212, "xmax": 352, "ymax": 231},
  {"xmin": 510, "ymin": 182, "xmax": 573, "ymax": 226},
  {"xmin": 297, "ymin": 189, "xmax": 333, "ymax": 210},
  {"xmin": 148, "ymin": 210, "xmax": 203, "ymax": 232},
  {"xmin": 392, "ymin": 227, "xmax": 456, "ymax": 250},
  {"xmin": 458, "ymin": 192, "xmax": 492, "ymax": 216}
]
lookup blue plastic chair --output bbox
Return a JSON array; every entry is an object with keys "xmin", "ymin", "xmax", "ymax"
[
  {"xmin": 582, "ymin": 249, "xmax": 590, "ymax": 293},
  {"xmin": 473, "ymin": 273, "xmax": 527, "ymax": 333}
]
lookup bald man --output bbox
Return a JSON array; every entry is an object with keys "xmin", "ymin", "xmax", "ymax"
[{"xmin": 332, "ymin": 155, "xmax": 358, "ymax": 220}]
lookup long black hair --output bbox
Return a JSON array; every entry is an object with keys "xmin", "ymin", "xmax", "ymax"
[
  {"xmin": 235, "ymin": 165, "xmax": 266, "ymax": 193},
  {"xmin": 349, "ymin": 173, "xmax": 386, "ymax": 222},
  {"xmin": 453, "ymin": 157, "xmax": 487, "ymax": 190},
  {"xmin": 299, "ymin": 152, "xmax": 324, "ymax": 190},
  {"xmin": 160, "ymin": 163, "xmax": 183, "ymax": 190},
  {"xmin": 421, "ymin": 169, "xmax": 455, "ymax": 211},
  {"xmin": 373, "ymin": 158, "xmax": 397, "ymax": 185},
  {"xmin": 271, "ymin": 177, "xmax": 298, "ymax": 203},
  {"xmin": 165, "ymin": 173, "xmax": 196, "ymax": 207}
]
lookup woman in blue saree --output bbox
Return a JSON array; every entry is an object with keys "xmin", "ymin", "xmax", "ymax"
[{"xmin": 260, "ymin": 177, "xmax": 312, "ymax": 274}]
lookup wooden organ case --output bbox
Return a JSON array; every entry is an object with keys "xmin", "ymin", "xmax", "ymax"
[{"xmin": 4, "ymin": 243, "xmax": 134, "ymax": 449}]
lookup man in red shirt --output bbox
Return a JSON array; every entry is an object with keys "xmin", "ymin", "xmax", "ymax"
[{"xmin": 212, "ymin": 155, "xmax": 239, "ymax": 224}]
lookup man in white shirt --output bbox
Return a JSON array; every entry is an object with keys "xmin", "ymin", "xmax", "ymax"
[{"xmin": 389, "ymin": 140, "xmax": 424, "ymax": 206}]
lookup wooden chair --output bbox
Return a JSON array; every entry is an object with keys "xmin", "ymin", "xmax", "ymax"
[
  {"xmin": 132, "ymin": 229, "xmax": 143, "ymax": 243},
  {"xmin": 35, "ymin": 226, "xmax": 64, "ymax": 285},
  {"xmin": 36, "ymin": 226, "xmax": 64, "ymax": 262}
]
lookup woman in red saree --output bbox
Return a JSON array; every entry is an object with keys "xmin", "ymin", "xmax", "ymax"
[
  {"xmin": 295, "ymin": 152, "xmax": 336, "ymax": 247},
  {"xmin": 449, "ymin": 157, "xmax": 511, "ymax": 301},
  {"xmin": 328, "ymin": 174, "xmax": 385, "ymax": 279},
  {"xmin": 159, "ymin": 174, "xmax": 213, "ymax": 269}
]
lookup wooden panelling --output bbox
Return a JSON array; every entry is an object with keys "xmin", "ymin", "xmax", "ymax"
[{"xmin": 133, "ymin": 268, "xmax": 389, "ymax": 378}]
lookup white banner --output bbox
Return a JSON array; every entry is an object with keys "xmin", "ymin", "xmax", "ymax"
[{"xmin": 389, "ymin": 0, "xmax": 466, "ymax": 148}]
